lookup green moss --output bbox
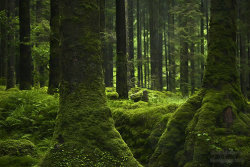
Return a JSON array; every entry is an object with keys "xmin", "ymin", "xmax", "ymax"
[
  {"xmin": 0, "ymin": 139, "xmax": 36, "ymax": 156},
  {"xmin": 148, "ymin": 90, "xmax": 205, "ymax": 167},
  {"xmin": 106, "ymin": 91, "xmax": 119, "ymax": 100},
  {"xmin": 112, "ymin": 104, "xmax": 178, "ymax": 165},
  {"xmin": 0, "ymin": 155, "xmax": 37, "ymax": 167}
]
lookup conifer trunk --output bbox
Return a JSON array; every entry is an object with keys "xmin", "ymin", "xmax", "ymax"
[
  {"xmin": 19, "ymin": 0, "xmax": 32, "ymax": 90},
  {"xmin": 116, "ymin": 0, "xmax": 128, "ymax": 98},
  {"xmin": 48, "ymin": 0, "xmax": 60, "ymax": 94},
  {"xmin": 41, "ymin": 1, "xmax": 141, "ymax": 166},
  {"xmin": 149, "ymin": 1, "xmax": 249, "ymax": 166}
]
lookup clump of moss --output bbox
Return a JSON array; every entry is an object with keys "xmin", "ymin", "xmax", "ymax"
[
  {"xmin": 0, "ymin": 139, "xmax": 37, "ymax": 167},
  {"xmin": 0, "ymin": 139, "xmax": 36, "ymax": 156},
  {"xmin": 0, "ymin": 155, "xmax": 38, "ymax": 167},
  {"xmin": 112, "ymin": 104, "xmax": 178, "ymax": 165}
]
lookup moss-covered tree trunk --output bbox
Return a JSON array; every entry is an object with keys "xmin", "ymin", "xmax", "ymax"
[
  {"xmin": 19, "ymin": 0, "xmax": 32, "ymax": 90},
  {"xmin": 40, "ymin": 1, "xmax": 141, "ymax": 166},
  {"xmin": 149, "ymin": 0, "xmax": 250, "ymax": 166},
  {"xmin": 48, "ymin": 0, "xmax": 60, "ymax": 94}
]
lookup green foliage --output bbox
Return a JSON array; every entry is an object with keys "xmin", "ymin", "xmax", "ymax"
[
  {"xmin": 0, "ymin": 155, "xmax": 38, "ymax": 167},
  {"xmin": 0, "ymin": 139, "xmax": 36, "ymax": 156},
  {"xmin": 0, "ymin": 88, "xmax": 58, "ymax": 141}
]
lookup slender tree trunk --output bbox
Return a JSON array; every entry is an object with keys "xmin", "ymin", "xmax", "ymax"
[
  {"xmin": 41, "ymin": 0, "xmax": 141, "ymax": 166},
  {"xmin": 137, "ymin": 0, "xmax": 142, "ymax": 87},
  {"xmin": 143, "ymin": 8, "xmax": 147, "ymax": 88},
  {"xmin": 48, "ymin": 0, "xmax": 60, "ymax": 94},
  {"xmin": 104, "ymin": 0, "xmax": 114, "ymax": 87},
  {"xmin": 239, "ymin": 1, "xmax": 247, "ymax": 97},
  {"xmin": 0, "ymin": 0, "xmax": 7, "ymax": 85},
  {"xmin": 128, "ymin": 0, "xmax": 135, "ymax": 88},
  {"xmin": 164, "ymin": 23, "xmax": 169, "ymax": 91},
  {"xmin": 190, "ymin": 43, "xmax": 195, "ymax": 95},
  {"xmin": 116, "ymin": 0, "xmax": 128, "ymax": 98},
  {"xmin": 19, "ymin": 0, "xmax": 32, "ymax": 90},
  {"xmin": 179, "ymin": 16, "xmax": 189, "ymax": 97},
  {"xmin": 149, "ymin": 0, "xmax": 161, "ymax": 90},
  {"xmin": 6, "ymin": 0, "xmax": 16, "ymax": 89},
  {"xmin": 200, "ymin": 0, "xmax": 205, "ymax": 84},
  {"xmin": 168, "ymin": 0, "xmax": 176, "ymax": 92}
]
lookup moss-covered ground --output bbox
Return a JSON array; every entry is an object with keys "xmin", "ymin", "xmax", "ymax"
[{"xmin": 0, "ymin": 86, "xmax": 249, "ymax": 166}]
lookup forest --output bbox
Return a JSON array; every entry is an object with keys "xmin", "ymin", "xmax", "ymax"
[{"xmin": 0, "ymin": 0, "xmax": 249, "ymax": 167}]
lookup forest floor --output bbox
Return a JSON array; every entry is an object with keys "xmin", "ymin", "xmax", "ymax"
[{"xmin": 0, "ymin": 86, "xmax": 249, "ymax": 166}]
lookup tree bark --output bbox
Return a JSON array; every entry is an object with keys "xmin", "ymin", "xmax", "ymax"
[
  {"xmin": 6, "ymin": 0, "xmax": 16, "ymax": 89},
  {"xmin": 150, "ymin": 1, "xmax": 248, "ymax": 166},
  {"xmin": 41, "ymin": 0, "xmax": 141, "ymax": 166},
  {"xmin": 149, "ymin": 0, "xmax": 161, "ymax": 90},
  {"xmin": 48, "ymin": 0, "xmax": 60, "ymax": 94},
  {"xmin": 128, "ymin": 0, "xmax": 135, "ymax": 88},
  {"xmin": 168, "ymin": 0, "xmax": 176, "ymax": 92},
  {"xmin": 19, "ymin": 0, "xmax": 32, "ymax": 90},
  {"xmin": 116, "ymin": 0, "xmax": 128, "ymax": 98},
  {"xmin": 180, "ymin": 17, "xmax": 189, "ymax": 97},
  {"xmin": 0, "ymin": 0, "xmax": 7, "ymax": 85}
]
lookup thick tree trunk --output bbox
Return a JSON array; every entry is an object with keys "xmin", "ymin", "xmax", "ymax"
[
  {"xmin": 6, "ymin": 0, "xmax": 16, "ymax": 89},
  {"xmin": 48, "ymin": 0, "xmax": 60, "ymax": 94},
  {"xmin": 116, "ymin": 0, "xmax": 128, "ymax": 98},
  {"xmin": 19, "ymin": 0, "xmax": 32, "ymax": 90},
  {"xmin": 41, "ymin": 1, "xmax": 141, "ymax": 166},
  {"xmin": 149, "ymin": 1, "xmax": 249, "ymax": 166}
]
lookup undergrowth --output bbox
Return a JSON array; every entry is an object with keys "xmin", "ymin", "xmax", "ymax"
[{"xmin": 0, "ymin": 86, "xmax": 186, "ymax": 166}]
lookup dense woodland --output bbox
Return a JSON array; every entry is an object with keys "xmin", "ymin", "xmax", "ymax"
[{"xmin": 0, "ymin": 0, "xmax": 249, "ymax": 167}]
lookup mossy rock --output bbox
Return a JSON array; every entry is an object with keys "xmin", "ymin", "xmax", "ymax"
[
  {"xmin": 106, "ymin": 91, "xmax": 119, "ymax": 100},
  {"xmin": 0, "ymin": 139, "xmax": 36, "ymax": 156}
]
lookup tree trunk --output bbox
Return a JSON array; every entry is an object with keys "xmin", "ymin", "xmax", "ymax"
[
  {"xmin": 19, "ymin": 0, "xmax": 32, "ymax": 90},
  {"xmin": 137, "ymin": 0, "xmax": 142, "ymax": 87},
  {"xmin": 190, "ymin": 43, "xmax": 195, "ymax": 95},
  {"xmin": 104, "ymin": 0, "xmax": 114, "ymax": 87},
  {"xmin": 41, "ymin": 1, "xmax": 141, "ymax": 166},
  {"xmin": 128, "ymin": 0, "xmax": 135, "ymax": 88},
  {"xmin": 6, "ymin": 0, "xmax": 16, "ymax": 89},
  {"xmin": 149, "ymin": 0, "xmax": 248, "ymax": 166},
  {"xmin": 180, "ymin": 17, "xmax": 189, "ymax": 97},
  {"xmin": 149, "ymin": 0, "xmax": 161, "ymax": 90},
  {"xmin": 200, "ymin": 0, "xmax": 205, "ymax": 84},
  {"xmin": 116, "ymin": 0, "xmax": 128, "ymax": 98},
  {"xmin": 168, "ymin": 0, "xmax": 176, "ymax": 92},
  {"xmin": 48, "ymin": 0, "xmax": 60, "ymax": 94},
  {"xmin": 0, "ymin": 0, "xmax": 7, "ymax": 85}
]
